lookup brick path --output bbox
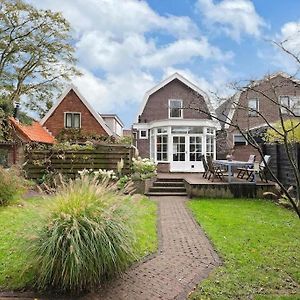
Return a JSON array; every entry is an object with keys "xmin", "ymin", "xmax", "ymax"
[{"xmin": 85, "ymin": 196, "xmax": 220, "ymax": 300}]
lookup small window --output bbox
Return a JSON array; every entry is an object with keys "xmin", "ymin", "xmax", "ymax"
[
  {"xmin": 248, "ymin": 99, "xmax": 259, "ymax": 116},
  {"xmin": 169, "ymin": 99, "xmax": 183, "ymax": 119},
  {"xmin": 65, "ymin": 113, "xmax": 81, "ymax": 129},
  {"xmin": 139, "ymin": 130, "xmax": 148, "ymax": 139},
  {"xmin": 233, "ymin": 134, "xmax": 247, "ymax": 146},
  {"xmin": 279, "ymin": 96, "xmax": 300, "ymax": 115}
]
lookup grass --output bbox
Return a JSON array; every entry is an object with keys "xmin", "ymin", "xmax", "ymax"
[
  {"xmin": 187, "ymin": 199, "xmax": 300, "ymax": 300},
  {"xmin": 0, "ymin": 195, "xmax": 157, "ymax": 291}
]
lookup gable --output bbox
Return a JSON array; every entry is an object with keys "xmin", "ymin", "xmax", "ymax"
[
  {"xmin": 138, "ymin": 73, "xmax": 217, "ymax": 123},
  {"xmin": 224, "ymin": 73, "xmax": 300, "ymax": 129},
  {"xmin": 41, "ymin": 85, "xmax": 112, "ymax": 137}
]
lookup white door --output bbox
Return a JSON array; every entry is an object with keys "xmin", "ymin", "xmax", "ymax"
[
  {"xmin": 188, "ymin": 135, "xmax": 204, "ymax": 172},
  {"xmin": 170, "ymin": 135, "xmax": 204, "ymax": 172}
]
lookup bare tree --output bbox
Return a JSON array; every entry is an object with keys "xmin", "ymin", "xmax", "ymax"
[{"xmin": 186, "ymin": 73, "xmax": 300, "ymax": 218}]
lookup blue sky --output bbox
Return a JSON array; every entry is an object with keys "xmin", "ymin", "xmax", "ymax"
[{"xmin": 27, "ymin": 0, "xmax": 300, "ymax": 128}]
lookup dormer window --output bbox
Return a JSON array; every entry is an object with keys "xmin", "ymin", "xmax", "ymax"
[
  {"xmin": 65, "ymin": 112, "xmax": 81, "ymax": 129},
  {"xmin": 169, "ymin": 99, "xmax": 183, "ymax": 119},
  {"xmin": 248, "ymin": 98, "xmax": 259, "ymax": 116}
]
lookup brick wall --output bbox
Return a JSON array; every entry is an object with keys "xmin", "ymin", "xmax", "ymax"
[
  {"xmin": 140, "ymin": 79, "xmax": 211, "ymax": 122},
  {"xmin": 44, "ymin": 90, "xmax": 108, "ymax": 137},
  {"xmin": 223, "ymin": 75, "xmax": 300, "ymax": 158}
]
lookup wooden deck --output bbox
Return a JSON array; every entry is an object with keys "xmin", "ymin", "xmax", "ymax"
[{"xmin": 157, "ymin": 172, "xmax": 276, "ymax": 198}]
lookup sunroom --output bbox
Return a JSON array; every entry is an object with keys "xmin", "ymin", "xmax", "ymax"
[{"xmin": 136, "ymin": 120, "xmax": 219, "ymax": 173}]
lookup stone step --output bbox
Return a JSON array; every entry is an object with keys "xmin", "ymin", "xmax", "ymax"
[
  {"xmin": 156, "ymin": 178, "xmax": 184, "ymax": 183},
  {"xmin": 149, "ymin": 186, "xmax": 186, "ymax": 193},
  {"xmin": 153, "ymin": 181, "xmax": 185, "ymax": 187},
  {"xmin": 146, "ymin": 192, "xmax": 188, "ymax": 196}
]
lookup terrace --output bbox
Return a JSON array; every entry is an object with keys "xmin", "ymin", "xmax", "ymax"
[{"xmin": 146, "ymin": 172, "xmax": 277, "ymax": 198}]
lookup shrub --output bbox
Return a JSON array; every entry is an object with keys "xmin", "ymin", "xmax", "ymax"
[
  {"xmin": 117, "ymin": 175, "xmax": 130, "ymax": 190},
  {"xmin": 132, "ymin": 157, "xmax": 157, "ymax": 180},
  {"xmin": 0, "ymin": 166, "xmax": 27, "ymax": 205},
  {"xmin": 34, "ymin": 176, "xmax": 136, "ymax": 293}
]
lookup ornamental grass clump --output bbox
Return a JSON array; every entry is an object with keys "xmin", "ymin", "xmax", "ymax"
[
  {"xmin": 0, "ymin": 166, "xmax": 27, "ymax": 205},
  {"xmin": 34, "ymin": 176, "xmax": 136, "ymax": 293}
]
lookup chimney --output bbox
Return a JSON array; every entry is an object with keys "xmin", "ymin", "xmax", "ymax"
[{"xmin": 13, "ymin": 102, "xmax": 20, "ymax": 120}]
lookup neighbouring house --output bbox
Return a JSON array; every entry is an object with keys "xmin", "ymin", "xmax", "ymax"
[
  {"xmin": 216, "ymin": 72, "xmax": 300, "ymax": 160},
  {"xmin": 1, "ymin": 117, "xmax": 56, "ymax": 166},
  {"xmin": 100, "ymin": 114, "xmax": 124, "ymax": 137},
  {"xmin": 132, "ymin": 73, "xmax": 220, "ymax": 173},
  {"xmin": 40, "ymin": 84, "xmax": 123, "ymax": 138}
]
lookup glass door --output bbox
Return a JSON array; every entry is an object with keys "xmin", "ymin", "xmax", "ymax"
[{"xmin": 171, "ymin": 135, "xmax": 187, "ymax": 172}]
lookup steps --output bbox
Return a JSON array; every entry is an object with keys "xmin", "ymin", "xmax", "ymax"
[{"xmin": 146, "ymin": 178, "xmax": 187, "ymax": 196}]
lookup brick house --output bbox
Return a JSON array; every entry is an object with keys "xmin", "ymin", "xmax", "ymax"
[
  {"xmin": 41, "ymin": 85, "xmax": 124, "ymax": 138},
  {"xmin": 132, "ymin": 73, "xmax": 220, "ymax": 173},
  {"xmin": 0, "ymin": 117, "xmax": 56, "ymax": 166},
  {"xmin": 216, "ymin": 72, "xmax": 300, "ymax": 160}
]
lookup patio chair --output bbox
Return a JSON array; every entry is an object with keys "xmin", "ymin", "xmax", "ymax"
[
  {"xmin": 201, "ymin": 155, "xmax": 209, "ymax": 178},
  {"xmin": 246, "ymin": 155, "xmax": 271, "ymax": 182},
  {"xmin": 206, "ymin": 156, "xmax": 225, "ymax": 182},
  {"xmin": 236, "ymin": 154, "xmax": 256, "ymax": 179}
]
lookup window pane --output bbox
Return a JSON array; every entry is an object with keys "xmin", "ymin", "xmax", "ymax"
[
  {"xmin": 66, "ymin": 113, "xmax": 72, "ymax": 128},
  {"xmin": 169, "ymin": 100, "xmax": 182, "ymax": 118},
  {"xmin": 248, "ymin": 99, "xmax": 258, "ymax": 116},
  {"xmin": 73, "ymin": 114, "xmax": 80, "ymax": 128}
]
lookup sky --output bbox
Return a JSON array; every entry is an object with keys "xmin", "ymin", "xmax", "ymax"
[{"xmin": 26, "ymin": 0, "xmax": 300, "ymax": 128}]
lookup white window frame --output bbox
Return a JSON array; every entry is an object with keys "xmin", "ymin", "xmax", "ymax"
[
  {"xmin": 279, "ymin": 95, "xmax": 300, "ymax": 115},
  {"xmin": 168, "ymin": 99, "xmax": 183, "ymax": 119},
  {"xmin": 233, "ymin": 134, "xmax": 248, "ymax": 146},
  {"xmin": 248, "ymin": 98, "xmax": 259, "ymax": 116},
  {"xmin": 64, "ymin": 112, "xmax": 81, "ymax": 129},
  {"xmin": 139, "ymin": 129, "xmax": 148, "ymax": 139}
]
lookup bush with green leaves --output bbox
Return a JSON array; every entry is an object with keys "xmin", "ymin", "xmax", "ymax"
[
  {"xmin": 0, "ymin": 166, "xmax": 27, "ymax": 205},
  {"xmin": 33, "ymin": 176, "xmax": 136, "ymax": 293},
  {"xmin": 132, "ymin": 157, "xmax": 157, "ymax": 180}
]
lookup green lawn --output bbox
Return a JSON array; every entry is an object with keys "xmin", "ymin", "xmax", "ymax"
[
  {"xmin": 188, "ymin": 199, "xmax": 300, "ymax": 300},
  {"xmin": 0, "ymin": 196, "xmax": 157, "ymax": 291}
]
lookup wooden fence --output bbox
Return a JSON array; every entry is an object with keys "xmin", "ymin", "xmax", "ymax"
[
  {"xmin": 25, "ymin": 144, "xmax": 135, "ymax": 179},
  {"xmin": 262, "ymin": 143, "xmax": 300, "ymax": 188}
]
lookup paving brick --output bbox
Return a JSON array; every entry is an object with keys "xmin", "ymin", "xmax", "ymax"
[{"xmin": 84, "ymin": 196, "xmax": 220, "ymax": 300}]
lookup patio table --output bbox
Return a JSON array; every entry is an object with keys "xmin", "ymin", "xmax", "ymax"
[{"xmin": 213, "ymin": 159, "xmax": 255, "ymax": 183}]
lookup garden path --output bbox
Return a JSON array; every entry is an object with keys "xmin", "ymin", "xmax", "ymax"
[{"xmin": 86, "ymin": 196, "xmax": 220, "ymax": 300}]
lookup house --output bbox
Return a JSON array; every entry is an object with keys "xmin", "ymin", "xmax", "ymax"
[
  {"xmin": 132, "ymin": 73, "xmax": 220, "ymax": 173},
  {"xmin": 100, "ymin": 114, "xmax": 124, "ymax": 137},
  {"xmin": 40, "ymin": 84, "xmax": 123, "ymax": 138},
  {"xmin": 1, "ymin": 117, "xmax": 56, "ymax": 166},
  {"xmin": 216, "ymin": 72, "xmax": 300, "ymax": 160}
]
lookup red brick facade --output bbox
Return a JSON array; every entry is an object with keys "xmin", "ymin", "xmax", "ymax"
[
  {"xmin": 218, "ymin": 74, "xmax": 300, "ymax": 160},
  {"xmin": 140, "ymin": 79, "xmax": 211, "ymax": 123},
  {"xmin": 44, "ymin": 90, "xmax": 108, "ymax": 137},
  {"xmin": 135, "ymin": 78, "xmax": 212, "ymax": 158}
]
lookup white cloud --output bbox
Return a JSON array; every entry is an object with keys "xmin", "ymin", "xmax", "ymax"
[
  {"xmin": 277, "ymin": 21, "xmax": 300, "ymax": 59},
  {"xmin": 142, "ymin": 38, "xmax": 233, "ymax": 68},
  {"xmin": 196, "ymin": 0, "xmax": 266, "ymax": 40},
  {"xmin": 72, "ymin": 67, "xmax": 155, "ymax": 113},
  {"xmin": 259, "ymin": 21, "xmax": 300, "ymax": 74},
  {"xmin": 27, "ymin": 0, "xmax": 199, "ymax": 39},
  {"xmin": 25, "ymin": 0, "xmax": 234, "ymax": 125}
]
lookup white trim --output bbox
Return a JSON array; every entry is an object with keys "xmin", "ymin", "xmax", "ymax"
[
  {"xmin": 133, "ymin": 118, "xmax": 221, "ymax": 131},
  {"xmin": 139, "ymin": 129, "xmax": 148, "ymax": 139},
  {"xmin": 137, "ymin": 72, "xmax": 218, "ymax": 122},
  {"xmin": 64, "ymin": 112, "xmax": 82, "ymax": 129},
  {"xmin": 40, "ymin": 84, "xmax": 113, "ymax": 136},
  {"xmin": 168, "ymin": 99, "xmax": 183, "ymax": 119},
  {"xmin": 100, "ymin": 114, "xmax": 124, "ymax": 128}
]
